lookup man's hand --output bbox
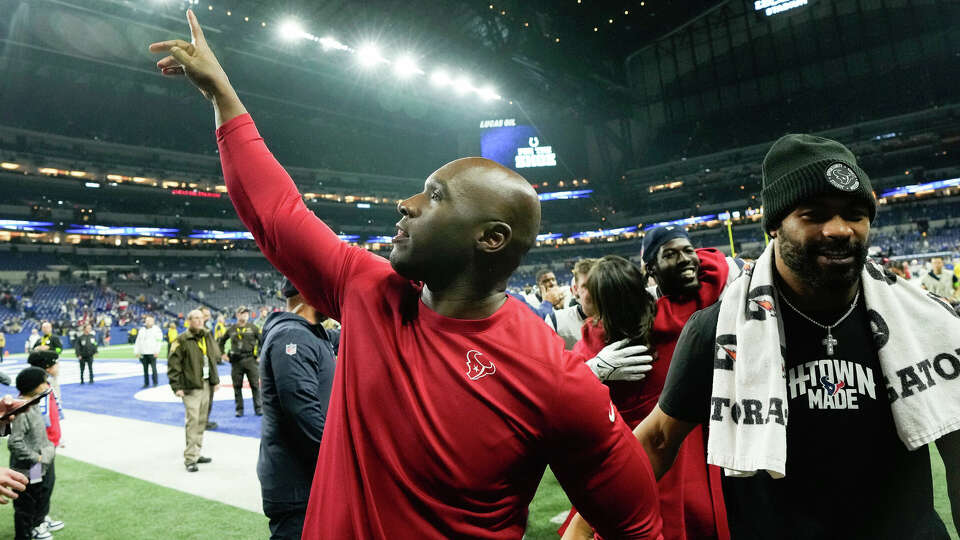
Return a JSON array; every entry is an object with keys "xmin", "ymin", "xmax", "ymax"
[
  {"xmin": 586, "ymin": 338, "xmax": 654, "ymax": 382},
  {"xmin": 175, "ymin": 390, "xmax": 185, "ymax": 398},
  {"xmin": 148, "ymin": 10, "xmax": 247, "ymax": 126},
  {"xmin": 543, "ymin": 286, "xmax": 565, "ymax": 308},
  {"xmin": 0, "ymin": 468, "xmax": 26, "ymax": 503},
  {"xmin": 149, "ymin": 10, "xmax": 229, "ymax": 99},
  {"xmin": 35, "ymin": 345, "xmax": 49, "ymax": 352}
]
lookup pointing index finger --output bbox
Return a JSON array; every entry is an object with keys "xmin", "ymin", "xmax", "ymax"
[{"xmin": 187, "ymin": 9, "xmax": 206, "ymax": 46}]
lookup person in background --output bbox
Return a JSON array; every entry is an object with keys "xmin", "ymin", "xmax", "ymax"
[
  {"xmin": 197, "ymin": 307, "xmax": 219, "ymax": 429},
  {"xmin": 167, "ymin": 309, "xmax": 220, "ymax": 472},
  {"xmin": 258, "ymin": 280, "xmax": 339, "ymax": 539},
  {"xmin": 0, "ymin": 331, "xmax": 5, "ymax": 363},
  {"xmin": 545, "ymin": 258, "xmax": 598, "ymax": 350},
  {"xmin": 166, "ymin": 322, "xmax": 179, "ymax": 358},
  {"xmin": 74, "ymin": 324, "xmax": 97, "ymax": 385},
  {"xmin": 32, "ymin": 324, "xmax": 62, "ymax": 409},
  {"xmin": 200, "ymin": 307, "xmax": 213, "ymax": 331},
  {"xmin": 24, "ymin": 329, "xmax": 40, "ymax": 355},
  {"xmin": 134, "ymin": 316, "xmax": 164, "ymax": 388},
  {"xmin": 25, "ymin": 354, "xmax": 65, "ymax": 535},
  {"xmin": 214, "ymin": 314, "xmax": 227, "ymax": 342},
  {"xmin": 8, "ymin": 368, "xmax": 56, "ymax": 540},
  {"xmin": 255, "ymin": 306, "xmax": 270, "ymax": 331},
  {"xmin": 218, "ymin": 307, "xmax": 262, "ymax": 417},
  {"xmin": 921, "ymin": 257, "xmax": 956, "ymax": 299}
]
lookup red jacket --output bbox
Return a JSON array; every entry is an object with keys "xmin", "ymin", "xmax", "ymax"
[{"xmin": 561, "ymin": 248, "xmax": 733, "ymax": 540}]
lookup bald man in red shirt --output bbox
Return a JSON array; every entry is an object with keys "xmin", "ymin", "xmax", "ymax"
[{"xmin": 150, "ymin": 11, "xmax": 662, "ymax": 539}]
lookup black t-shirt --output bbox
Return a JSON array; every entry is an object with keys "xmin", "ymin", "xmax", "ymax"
[{"xmin": 660, "ymin": 299, "xmax": 949, "ymax": 540}]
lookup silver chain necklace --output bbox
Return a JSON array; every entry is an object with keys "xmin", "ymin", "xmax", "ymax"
[{"xmin": 775, "ymin": 286, "xmax": 860, "ymax": 357}]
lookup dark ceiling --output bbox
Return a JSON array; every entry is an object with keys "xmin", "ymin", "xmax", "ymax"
[{"xmin": 186, "ymin": 0, "xmax": 725, "ymax": 119}]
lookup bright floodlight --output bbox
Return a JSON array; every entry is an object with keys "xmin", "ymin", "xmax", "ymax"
[
  {"xmin": 319, "ymin": 36, "xmax": 348, "ymax": 51},
  {"xmin": 478, "ymin": 86, "xmax": 499, "ymax": 101},
  {"xmin": 393, "ymin": 56, "xmax": 421, "ymax": 78},
  {"xmin": 454, "ymin": 75, "xmax": 472, "ymax": 95},
  {"xmin": 430, "ymin": 70, "xmax": 450, "ymax": 87},
  {"xmin": 356, "ymin": 44, "xmax": 383, "ymax": 67},
  {"xmin": 279, "ymin": 19, "xmax": 305, "ymax": 41}
]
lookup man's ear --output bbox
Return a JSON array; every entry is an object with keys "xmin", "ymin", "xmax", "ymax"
[{"xmin": 476, "ymin": 221, "xmax": 512, "ymax": 254}]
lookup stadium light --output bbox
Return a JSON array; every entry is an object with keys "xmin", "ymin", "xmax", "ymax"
[
  {"xmin": 430, "ymin": 70, "xmax": 450, "ymax": 87},
  {"xmin": 393, "ymin": 56, "xmax": 423, "ymax": 78},
  {"xmin": 478, "ymin": 86, "xmax": 499, "ymax": 101},
  {"xmin": 319, "ymin": 36, "xmax": 348, "ymax": 52},
  {"xmin": 453, "ymin": 75, "xmax": 472, "ymax": 95},
  {"xmin": 278, "ymin": 19, "xmax": 306, "ymax": 41},
  {"xmin": 356, "ymin": 44, "xmax": 384, "ymax": 67}
]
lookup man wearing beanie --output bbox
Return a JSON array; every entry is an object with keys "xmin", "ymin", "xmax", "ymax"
[
  {"xmin": 258, "ymin": 279, "xmax": 339, "ymax": 539},
  {"xmin": 633, "ymin": 134, "xmax": 960, "ymax": 538}
]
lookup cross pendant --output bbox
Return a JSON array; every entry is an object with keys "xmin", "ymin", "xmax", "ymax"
[{"xmin": 823, "ymin": 331, "xmax": 838, "ymax": 357}]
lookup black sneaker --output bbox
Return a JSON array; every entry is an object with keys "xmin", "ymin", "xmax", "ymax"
[
  {"xmin": 235, "ymin": 412, "xmax": 243, "ymax": 417},
  {"xmin": 185, "ymin": 463, "xmax": 199, "ymax": 472},
  {"xmin": 255, "ymin": 411, "xmax": 263, "ymax": 416},
  {"xmin": 205, "ymin": 422, "xmax": 218, "ymax": 430},
  {"xmin": 197, "ymin": 456, "xmax": 212, "ymax": 464}
]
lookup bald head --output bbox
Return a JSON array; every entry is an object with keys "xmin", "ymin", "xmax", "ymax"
[
  {"xmin": 186, "ymin": 309, "xmax": 205, "ymax": 332},
  {"xmin": 391, "ymin": 157, "xmax": 540, "ymax": 287},
  {"xmin": 438, "ymin": 157, "xmax": 541, "ymax": 254}
]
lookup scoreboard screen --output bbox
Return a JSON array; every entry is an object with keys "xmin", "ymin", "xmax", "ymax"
[{"xmin": 480, "ymin": 120, "xmax": 557, "ymax": 170}]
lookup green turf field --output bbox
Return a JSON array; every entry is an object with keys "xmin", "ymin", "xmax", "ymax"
[{"xmin": 0, "ymin": 446, "xmax": 269, "ymax": 539}]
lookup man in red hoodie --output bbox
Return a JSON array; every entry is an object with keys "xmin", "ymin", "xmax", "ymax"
[
  {"xmin": 563, "ymin": 226, "xmax": 741, "ymax": 540},
  {"xmin": 149, "ymin": 11, "xmax": 663, "ymax": 539}
]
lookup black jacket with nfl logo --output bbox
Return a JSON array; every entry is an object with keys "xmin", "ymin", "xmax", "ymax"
[{"xmin": 257, "ymin": 311, "xmax": 339, "ymax": 503}]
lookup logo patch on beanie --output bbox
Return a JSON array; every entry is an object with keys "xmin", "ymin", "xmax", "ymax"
[{"xmin": 825, "ymin": 163, "xmax": 860, "ymax": 192}]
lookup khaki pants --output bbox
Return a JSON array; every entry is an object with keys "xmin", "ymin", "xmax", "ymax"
[{"xmin": 182, "ymin": 381, "xmax": 210, "ymax": 465}]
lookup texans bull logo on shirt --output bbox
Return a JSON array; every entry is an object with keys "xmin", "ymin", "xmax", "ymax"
[
  {"xmin": 788, "ymin": 359, "xmax": 875, "ymax": 410},
  {"xmin": 465, "ymin": 350, "xmax": 496, "ymax": 380}
]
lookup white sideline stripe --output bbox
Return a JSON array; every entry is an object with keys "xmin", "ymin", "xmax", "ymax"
[{"xmin": 57, "ymin": 409, "xmax": 264, "ymax": 514}]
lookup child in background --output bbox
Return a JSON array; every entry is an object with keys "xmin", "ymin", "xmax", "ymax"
[
  {"xmin": 7, "ymin": 367, "xmax": 60, "ymax": 540},
  {"xmin": 26, "ymin": 353, "xmax": 66, "ymax": 536}
]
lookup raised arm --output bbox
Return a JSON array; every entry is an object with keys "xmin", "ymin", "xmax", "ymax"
[{"xmin": 148, "ymin": 10, "xmax": 370, "ymax": 320}]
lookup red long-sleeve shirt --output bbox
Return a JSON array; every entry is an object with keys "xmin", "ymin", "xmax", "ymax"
[
  {"xmin": 217, "ymin": 114, "xmax": 662, "ymax": 540},
  {"xmin": 561, "ymin": 249, "xmax": 733, "ymax": 540}
]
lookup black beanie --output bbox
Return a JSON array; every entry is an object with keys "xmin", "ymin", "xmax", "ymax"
[
  {"xmin": 16, "ymin": 367, "xmax": 47, "ymax": 395},
  {"xmin": 27, "ymin": 351, "xmax": 57, "ymax": 369},
  {"xmin": 761, "ymin": 134, "xmax": 876, "ymax": 232},
  {"xmin": 642, "ymin": 225, "xmax": 690, "ymax": 266}
]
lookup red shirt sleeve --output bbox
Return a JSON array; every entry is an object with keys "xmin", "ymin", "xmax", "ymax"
[
  {"xmin": 546, "ymin": 363, "xmax": 663, "ymax": 539},
  {"xmin": 216, "ymin": 114, "xmax": 381, "ymax": 321}
]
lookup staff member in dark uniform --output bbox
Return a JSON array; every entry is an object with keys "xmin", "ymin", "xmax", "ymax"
[
  {"xmin": 218, "ymin": 306, "xmax": 262, "ymax": 417},
  {"xmin": 258, "ymin": 279, "xmax": 338, "ymax": 539},
  {"xmin": 74, "ymin": 324, "xmax": 98, "ymax": 384},
  {"xmin": 31, "ymin": 323, "xmax": 61, "ymax": 359}
]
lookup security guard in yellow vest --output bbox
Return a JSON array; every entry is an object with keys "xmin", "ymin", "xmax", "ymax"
[{"xmin": 217, "ymin": 306, "xmax": 262, "ymax": 416}]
